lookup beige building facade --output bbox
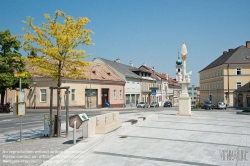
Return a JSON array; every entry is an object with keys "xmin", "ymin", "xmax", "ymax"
[
  {"xmin": 199, "ymin": 41, "xmax": 250, "ymax": 106},
  {"xmin": 5, "ymin": 63, "xmax": 126, "ymax": 109}
]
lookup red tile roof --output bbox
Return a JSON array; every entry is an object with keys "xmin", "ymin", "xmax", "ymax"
[
  {"xmin": 168, "ymin": 76, "xmax": 178, "ymax": 83},
  {"xmin": 87, "ymin": 62, "xmax": 125, "ymax": 82},
  {"xmin": 26, "ymin": 60, "xmax": 125, "ymax": 83}
]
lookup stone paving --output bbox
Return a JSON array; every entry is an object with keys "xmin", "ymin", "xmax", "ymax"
[
  {"xmin": 44, "ymin": 110, "xmax": 250, "ymax": 166},
  {"xmin": 1, "ymin": 109, "xmax": 250, "ymax": 166}
]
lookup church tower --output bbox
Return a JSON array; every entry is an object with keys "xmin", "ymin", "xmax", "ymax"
[{"xmin": 175, "ymin": 55, "xmax": 183, "ymax": 81}]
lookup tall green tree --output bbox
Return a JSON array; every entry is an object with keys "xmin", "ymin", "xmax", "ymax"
[
  {"xmin": 22, "ymin": 10, "xmax": 93, "ymax": 137},
  {"xmin": 0, "ymin": 30, "xmax": 31, "ymax": 106}
]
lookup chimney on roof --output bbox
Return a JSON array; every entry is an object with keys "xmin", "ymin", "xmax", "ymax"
[
  {"xmin": 129, "ymin": 61, "xmax": 133, "ymax": 67},
  {"xmin": 223, "ymin": 51, "xmax": 227, "ymax": 54},
  {"xmin": 246, "ymin": 41, "xmax": 250, "ymax": 48},
  {"xmin": 228, "ymin": 48, "xmax": 233, "ymax": 52},
  {"xmin": 143, "ymin": 63, "xmax": 146, "ymax": 66},
  {"xmin": 115, "ymin": 58, "xmax": 120, "ymax": 63}
]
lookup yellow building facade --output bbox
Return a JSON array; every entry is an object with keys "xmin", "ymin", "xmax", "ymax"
[{"xmin": 199, "ymin": 42, "xmax": 250, "ymax": 106}]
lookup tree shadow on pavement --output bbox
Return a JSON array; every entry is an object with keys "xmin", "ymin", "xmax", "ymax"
[{"xmin": 3, "ymin": 129, "xmax": 44, "ymax": 143}]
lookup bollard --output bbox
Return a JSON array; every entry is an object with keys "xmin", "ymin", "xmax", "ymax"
[
  {"xmin": 82, "ymin": 122, "xmax": 88, "ymax": 139},
  {"xmin": 73, "ymin": 120, "xmax": 76, "ymax": 144}
]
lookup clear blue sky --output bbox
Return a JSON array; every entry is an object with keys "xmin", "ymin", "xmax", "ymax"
[{"xmin": 1, "ymin": 0, "xmax": 250, "ymax": 85}]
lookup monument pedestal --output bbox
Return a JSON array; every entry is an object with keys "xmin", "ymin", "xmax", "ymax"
[
  {"xmin": 177, "ymin": 81, "xmax": 194, "ymax": 116},
  {"xmin": 177, "ymin": 96, "xmax": 193, "ymax": 116}
]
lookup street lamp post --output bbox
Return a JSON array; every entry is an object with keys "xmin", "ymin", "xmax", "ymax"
[{"xmin": 89, "ymin": 64, "xmax": 101, "ymax": 109}]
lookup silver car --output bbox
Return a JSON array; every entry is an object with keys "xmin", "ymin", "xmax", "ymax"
[
  {"xmin": 216, "ymin": 102, "xmax": 226, "ymax": 109},
  {"xmin": 150, "ymin": 102, "xmax": 159, "ymax": 107},
  {"xmin": 137, "ymin": 102, "xmax": 149, "ymax": 108}
]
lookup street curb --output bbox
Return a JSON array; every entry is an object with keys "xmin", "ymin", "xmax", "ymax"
[
  {"xmin": 41, "ymin": 114, "xmax": 158, "ymax": 166},
  {"xmin": 236, "ymin": 111, "xmax": 250, "ymax": 115}
]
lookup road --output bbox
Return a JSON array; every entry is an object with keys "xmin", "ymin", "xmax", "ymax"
[{"xmin": 0, "ymin": 107, "xmax": 177, "ymax": 134}]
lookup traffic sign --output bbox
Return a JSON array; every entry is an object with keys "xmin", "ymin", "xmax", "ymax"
[
  {"xmin": 151, "ymin": 89, "xmax": 156, "ymax": 95},
  {"xmin": 14, "ymin": 72, "xmax": 26, "ymax": 77}
]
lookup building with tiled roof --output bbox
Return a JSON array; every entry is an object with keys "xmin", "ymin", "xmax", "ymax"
[
  {"xmin": 199, "ymin": 41, "xmax": 250, "ymax": 107},
  {"xmin": 139, "ymin": 64, "xmax": 181, "ymax": 106},
  {"xmin": 6, "ymin": 62, "xmax": 126, "ymax": 109},
  {"xmin": 93, "ymin": 58, "xmax": 143, "ymax": 107}
]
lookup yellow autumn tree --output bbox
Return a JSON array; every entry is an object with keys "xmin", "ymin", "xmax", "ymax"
[{"xmin": 22, "ymin": 10, "xmax": 93, "ymax": 137}]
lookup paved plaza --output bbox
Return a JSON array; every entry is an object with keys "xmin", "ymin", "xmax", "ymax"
[{"xmin": 1, "ymin": 109, "xmax": 250, "ymax": 166}]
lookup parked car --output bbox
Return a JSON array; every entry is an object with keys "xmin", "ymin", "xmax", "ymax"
[
  {"xmin": 215, "ymin": 102, "xmax": 226, "ymax": 109},
  {"xmin": 150, "ymin": 102, "xmax": 159, "ymax": 107},
  {"xmin": 163, "ymin": 101, "xmax": 172, "ymax": 107},
  {"xmin": 137, "ymin": 102, "xmax": 149, "ymax": 108},
  {"xmin": 202, "ymin": 101, "xmax": 214, "ymax": 109}
]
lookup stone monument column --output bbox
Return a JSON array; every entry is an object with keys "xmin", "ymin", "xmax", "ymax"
[{"xmin": 177, "ymin": 42, "xmax": 193, "ymax": 116}]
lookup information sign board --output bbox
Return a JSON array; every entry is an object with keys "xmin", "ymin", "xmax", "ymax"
[
  {"xmin": 17, "ymin": 102, "xmax": 26, "ymax": 116},
  {"xmin": 18, "ymin": 91, "xmax": 25, "ymax": 103}
]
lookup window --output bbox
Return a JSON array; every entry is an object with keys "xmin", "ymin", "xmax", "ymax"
[
  {"xmin": 71, "ymin": 89, "xmax": 76, "ymax": 101},
  {"xmin": 236, "ymin": 82, "xmax": 241, "ymax": 89},
  {"xmin": 132, "ymin": 82, "xmax": 135, "ymax": 89},
  {"xmin": 220, "ymin": 69, "xmax": 222, "ymax": 76},
  {"xmin": 40, "ymin": 89, "xmax": 47, "ymax": 102},
  {"xmin": 126, "ymin": 82, "xmax": 130, "ymax": 89},
  {"xmin": 114, "ymin": 90, "xmax": 117, "ymax": 100},
  {"xmin": 236, "ymin": 68, "xmax": 241, "ymax": 75},
  {"xmin": 120, "ymin": 90, "xmax": 122, "ymax": 99},
  {"xmin": 137, "ymin": 82, "xmax": 140, "ymax": 89}
]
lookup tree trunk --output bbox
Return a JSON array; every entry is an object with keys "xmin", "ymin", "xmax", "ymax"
[
  {"xmin": 1, "ymin": 90, "xmax": 5, "ymax": 106},
  {"xmin": 57, "ymin": 88, "xmax": 61, "ymax": 137}
]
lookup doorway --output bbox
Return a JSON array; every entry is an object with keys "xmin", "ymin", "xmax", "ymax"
[
  {"xmin": 238, "ymin": 93, "xmax": 243, "ymax": 107},
  {"xmin": 102, "ymin": 89, "xmax": 109, "ymax": 107}
]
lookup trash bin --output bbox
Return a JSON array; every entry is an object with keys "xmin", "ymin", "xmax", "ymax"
[{"xmin": 44, "ymin": 115, "xmax": 55, "ymax": 137}]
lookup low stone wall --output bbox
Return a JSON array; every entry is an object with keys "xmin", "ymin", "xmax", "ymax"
[{"xmin": 82, "ymin": 112, "xmax": 122, "ymax": 138}]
